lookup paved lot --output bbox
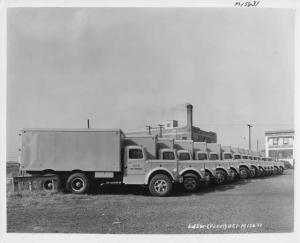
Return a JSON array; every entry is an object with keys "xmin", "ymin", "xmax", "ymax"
[{"xmin": 7, "ymin": 170, "xmax": 294, "ymax": 233}]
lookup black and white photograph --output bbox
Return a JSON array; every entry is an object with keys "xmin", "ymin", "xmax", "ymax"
[{"xmin": 2, "ymin": 0, "xmax": 298, "ymax": 240}]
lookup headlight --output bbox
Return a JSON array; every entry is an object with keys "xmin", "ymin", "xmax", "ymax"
[
  {"xmin": 200, "ymin": 168, "xmax": 205, "ymax": 172},
  {"xmin": 172, "ymin": 168, "xmax": 177, "ymax": 173}
]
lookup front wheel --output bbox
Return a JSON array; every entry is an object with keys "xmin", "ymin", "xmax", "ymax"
[
  {"xmin": 239, "ymin": 168, "xmax": 248, "ymax": 179},
  {"xmin": 66, "ymin": 173, "xmax": 90, "ymax": 194},
  {"xmin": 182, "ymin": 173, "xmax": 199, "ymax": 192},
  {"xmin": 248, "ymin": 168, "xmax": 256, "ymax": 178},
  {"xmin": 149, "ymin": 174, "xmax": 172, "ymax": 197},
  {"xmin": 227, "ymin": 169, "xmax": 237, "ymax": 182},
  {"xmin": 214, "ymin": 170, "xmax": 227, "ymax": 185}
]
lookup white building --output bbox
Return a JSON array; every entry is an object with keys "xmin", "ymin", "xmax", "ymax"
[{"xmin": 265, "ymin": 130, "xmax": 294, "ymax": 166}]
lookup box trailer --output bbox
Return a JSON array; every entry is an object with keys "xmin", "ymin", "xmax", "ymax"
[{"xmin": 19, "ymin": 129, "xmax": 183, "ymax": 196}]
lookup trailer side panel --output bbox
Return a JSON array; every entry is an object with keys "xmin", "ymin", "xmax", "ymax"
[{"xmin": 21, "ymin": 129, "xmax": 122, "ymax": 172}]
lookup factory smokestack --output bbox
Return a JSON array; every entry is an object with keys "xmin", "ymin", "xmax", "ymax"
[{"xmin": 186, "ymin": 103, "xmax": 193, "ymax": 140}]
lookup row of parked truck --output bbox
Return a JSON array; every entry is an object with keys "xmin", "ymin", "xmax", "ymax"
[{"xmin": 18, "ymin": 129, "xmax": 285, "ymax": 196}]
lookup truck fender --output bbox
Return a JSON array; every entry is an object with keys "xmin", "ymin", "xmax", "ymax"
[
  {"xmin": 179, "ymin": 168, "xmax": 203, "ymax": 179},
  {"xmin": 240, "ymin": 164, "xmax": 251, "ymax": 171},
  {"xmin": 230, "ymin": 167, "xmax": 239, "ymax": 175},
  {"xmin": 251, "ymin": 165, "xmax": 259, "ymax": 170},
  {"xmin": 205, "ymin": 168, "xmax": 215, "ymax": 177},
  {"xmin": 144, "ymin": 167, "xmax": 176, "ymax": 185}
]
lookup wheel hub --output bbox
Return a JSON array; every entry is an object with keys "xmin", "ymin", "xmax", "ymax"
[
  {"xmin": 154, "ymin": 180, "xmax": 167, "ymax": 193},
  {"xmin": 72, "ymin": 178, "xmax": 84, "ymax": 191}
]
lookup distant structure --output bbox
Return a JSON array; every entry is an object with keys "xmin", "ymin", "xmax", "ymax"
[
  {"xmin": 126, "ymin": 104, "xmax": 217, "ymax": 143},
  {"xmin": 265, "ymin": 130, "xmax": 294, "ymax": 166}
]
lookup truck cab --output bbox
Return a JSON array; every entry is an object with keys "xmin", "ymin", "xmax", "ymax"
[
  {"xmin": 233, "ymin": 153, "xmax": 252, "ymax": 179},
  {"xmin": 252, "ymin": 156, "xmax": 264, "ymax": 176},
  {"xmin": 267, "ymin": 157, "xmax": 275, "ymax": 175},
  {"xmin": 176, "ymin": 150, "xmax": 207, "ymax": 192},
  {"xmin": 248, "ymin": 154, "xmax": 260, "ymax": 177},
  {"xmin": 208, "ymin": 152, "xmax": 230, "ymax": 185},
  {"xmin": 261, "ymin": 157, "xmax": 271, "ymax": 175},
  {"xmin": 123, "ymin": 145, "xmax": 181, "ymax": 196},
  {"xmin": 222, "ymin": 152, "xmax": 239, "ymax": 181},
  {"xmin": 194, "ymin": 151, "xmax": 217, "ymax": 179}
]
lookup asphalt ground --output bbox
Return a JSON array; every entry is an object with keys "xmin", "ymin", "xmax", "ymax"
[{"xmin": 7, "ymin": 169, "xmax": 294, "ymax": 234}]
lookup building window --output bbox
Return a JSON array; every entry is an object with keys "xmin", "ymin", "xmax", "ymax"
[
  {"xmin": 268, "ymin": 138, "xmax": 273, "ymax": 145},
  {"xmin": 283, "ymin": 137, "xmax": 289, "ymax": 144},
  {"xmin": 273, "ymin": 138, "xmax": 278, "ymax": 145}
]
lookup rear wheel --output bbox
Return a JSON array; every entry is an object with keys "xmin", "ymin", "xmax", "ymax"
[
  {"xmin": 214, "ymin": 170, "xmax": 227, "ymax": 185},
  {"xmin": 182, "ymin": 173, "xmax": 199, "ymax": 192},
  {"xmin": 41, "ymin": 174, "xmax": 60, "ymax": 192},
  {"xmin": 66, "ymin": 173, "xmax": 90, "ymax": 194},
  {"xmin": 149, "ymin": 174, "xmax": 172, "ymax": 197}
]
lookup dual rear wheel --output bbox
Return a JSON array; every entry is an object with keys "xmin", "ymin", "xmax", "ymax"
[{"xmin": 42, "ymin": 172, "xmax": 90, "ymax": 194}]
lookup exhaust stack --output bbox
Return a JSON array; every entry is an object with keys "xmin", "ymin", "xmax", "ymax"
[{"xmin": 186, "ymin": 103, "xmax": 193, "ymax": 140}]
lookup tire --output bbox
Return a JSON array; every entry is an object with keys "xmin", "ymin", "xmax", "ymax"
[
  {"xmin": 279, "ymin": 167, "xmax": 284, "ymax": 174},
  {"xmin": 182, "ymin": 173, "xmax": 200, "ymax": 192},
  {"xmin": 201, "ymin": 171, "xmax": 213, "ymax": 187},
  {"xmin": 214, "ymin": 170, "xmax": 227, "ymax": 185},
  {"xmin": 239, "ymin": 167, "xmax": 248, "ymax": 179},
  {"xmin": 227, "ymin": 169, "xmax": 237, "ymax": 182},
  {"xmin": 41, "ymin": 174, "xmax": 60, "ymax": 192},
  {"xmin": 149, "ymin": 174, "xmax": 172, "ymax": 197},
  {"xmin": 248, "ymin": 168, "xmax": 256, "ymax": 178},
  {"xmin": 66, "ymin": 173, "xmax": 90, "ymax": 194},
  {"xmin": 258, "ymin": 168, "xmax": 264, "ymax": 177}
]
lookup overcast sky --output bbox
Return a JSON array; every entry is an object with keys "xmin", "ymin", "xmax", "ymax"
[{"xmin": 7, "ymin": 8, "xmax": 294, "ymax": 160}]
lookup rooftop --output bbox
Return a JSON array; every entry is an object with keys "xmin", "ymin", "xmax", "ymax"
[{"xmin": 265, "ymin": 129, "xmax": 294, "ymax": 135}]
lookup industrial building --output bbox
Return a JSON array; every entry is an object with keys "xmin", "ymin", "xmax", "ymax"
[
  {"xmin": 126, "ymin": 104, "xmax": 217, "ymax": 143},
  {"xmin": 265, "ymin": 129, "xmax": 294, "ymax": 166}
]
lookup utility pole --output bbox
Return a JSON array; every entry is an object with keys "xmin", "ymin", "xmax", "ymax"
[
  {"xmin": 145, "ymin": 125, "xmax": 152, "ymax": 135},
  {"xmin": 247, "ymin": 124, "xmax": 252, "ymax": 150},
  {"xmin": 87, "ymin": 119, "xmax": 90, "ymax": 129},
  {"xmin": 257, "ymin": 139, "xmax": 259, "ymax": 152},
  {"xmin": 158, "ymin": 124, "xmax": 164, "ymax": 137}
]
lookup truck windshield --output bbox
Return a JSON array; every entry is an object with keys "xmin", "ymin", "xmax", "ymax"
[
  {"xmin": 197, "ymin": 153, "xmax": 208, "ymax": 160},
  {"xmin": 129, "ymin": 149, "xmax": 144, "ymax": 159},
  {"xmin": 234, "ymin": 154, "xmax": 241, "ymax": 159},
  {"xmin": 178, "ymin": 153, "xmax": 190, "ymax": 161},
  {"xmin": 209, "ymin": 154, "xmax": 219, "ymax": 160},
  {"xmin": 162, "ymin": 151, "xmax": 175, "ymax": 160},
  {"xmin": 242, "ymin": 156, "xmax": 248, "ymax": 159},
  {"xmin": 224, "ymin": 154, "xmax": 232, "ymax": 159}
]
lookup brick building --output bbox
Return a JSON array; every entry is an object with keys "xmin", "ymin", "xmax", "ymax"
[{"xmin": 126, "ymin": 104, "xmax": 217, "ymax": 143}]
